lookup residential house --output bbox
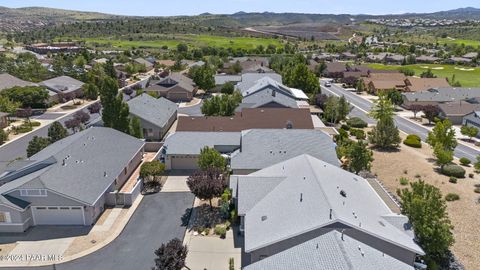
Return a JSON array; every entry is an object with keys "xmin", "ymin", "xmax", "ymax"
[
  {"xmin": 0, "ymin": 127, "xmax": 144, "ymax": 232},
  {"xmin": 145, "ymin": 72, "xmax": 197, "ymax": 102},
  {"xmin": 323, "ymin": 62, "xmax": 347, "ymax": 79},
  {"xmin": 126, "ymin": 94, "xmax": 178, "ymax": 141},
  {"xmin": 176, "ymin": 108, "xmax": 314, "ymax": 132},
  {"xmin": 161, "ymin": 132, "xmax": 241, "ymax": 170},
  {"xmin": 415, "ymin": 55, "xmax": 441, "ymax": 63},
  {"xmin": 237, "ymin": 77, "xmax": 307, "ymax": 110},
  {"xmin": 366, "ymin": 53, "xmax": 387, "ymax": 63},
  {"xmin": 230, "ymin": 129, "xmax": 339, "ymax": 174},
  {"xmin": 463, "ymin": 111, "xmax": 480, "ymax": 135},
  {"xmin": 313, "ymin": 53, "xmax": 339, "ymax": 62},
  {"xmin": 236, "ymin": 73, "xmax": 282, "ymax": 94},
  {"xmin": 156, "ymin": 60, "xmax": 176, "ymax": 68},
  {"xmin": 134, "ymin": 58, "xmax": 154, "ymax": 71},
  {"xmin": 0, "ymin": 73, "xmax": 38, "ymax": 92},
  {"xmin": 404, "ymin": 77, "xmax": 450, "ymax": 92},
  {"xmin": 463, "ymin": 52, "xmax": 478, "ymax": 60},
  {"xmin": 230, "ymin": 154, "xmax": 425, "ymax": 270},
  {"xmin": 162, "ymin": 129, "xmax": 338, "ymax": 172},
  {"xmin": 364, "ymin": 73, "xmax": 407, "ymax": 94},
  {"xmin": 40, "ymin": 76, "xmax": 85, "ymax": 102},
  {"xmin": 340, "ymin": 51, "xmax": 357, "ymax": 60},
  {"xmin": 446, "ymin": 57, "xmax": 472, "ymax": 65},
  {"xmin": 221, "ymin": 57, "xmax": 271, "ymax": 74},
  {"xmin": 438, "ymin": 101, "xmax": 480, "ymax": 125},
  {"xmin": 402, "ymin": 88, "xmax": 480, "ymax": 109},
  {"xmin": 385, "ymin": 54, "xmax": 405, "ymax": 64}
]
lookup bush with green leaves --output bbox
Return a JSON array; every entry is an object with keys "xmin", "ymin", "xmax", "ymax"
[
  {"xmin": 399, "ymin": 177, "xmax": 409, "ymax": 185},
  {"xmin": 445, "ymin": 193, "xmax": 460, "ymax": 201},
  {"xmin": 350, "ymin": 129, "xmax": 366, "ymax": 140},
  {"xmin": 0, "ymin": 129, "xmax": 7, "ymax": 145},
  {"xmin": 403, "ymin": 134, "xmax": 422, "ymax": 148},
  {"xmin": 346, "ymin": 117, "xmax": 367, "ymax": 128},
  {"xmin": 214, "ymin": 225, "xmax": 227, "ymax": 238},
  {"xmin": 340, "ymin": 124, "xmax": 350, "ymax": 131},
  {"xmin": 441, "ymin": 164, "xmax": 466, "ymax": 178},
  {"xmin": 448, "ymin": 177, "xmax": 457, "ymax": 184},
  {"xmin": 459, "ymin": 157, "xmax": 471, "ymax": 166}
]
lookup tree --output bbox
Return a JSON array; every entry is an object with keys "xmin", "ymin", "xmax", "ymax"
[
  {"xmin": 129, "ymin": 116, "xmax": 143, "ymax": 139},
  {"xmin": 386, "ymin": 90, "xmax": 403, "ymax": 106},
  {"xmin": 337, "ymin": 95, "xmax": 351, "ymax": 123},
  {"xmin": 220, "ymin": 82, "xmax": 234, "ymax": 95},
  {"xmin": 189, "ymin": 65, "xmax": 215, "ymax": 91},
  {"xmin": 355, "ymin": 79, "xmax": 365, "ymax": 93},
  {"xmin": 187, "ymin": 168, "xmax": 226, "ymax": 209},
  {"xmin": 0, "ymin": 96, "xmax": 20, "ymax": 117},
  {"xmin": 201, "ymin": 93, "xmax": 242, "ymax": 117},
  {"xmin": 422, "ymin": 105, "xmax": 440, "ymax": 125},
  {"xmin": 1, "ymin": 86, "xmax": 49, "ymax": 108},
  {"xmin": 323, "ymin": 96, "xmax": 339, "ymax": 124},
  {"xmin": 27, "ymin": 136, "xmax": 51, "ymax": 157},
  {"xmin": 64, "ymin": 118, "xmax": 81, "ymax": 133},
  {"xmin": 346, "ymin": 141, "xmax": 373, "ymax": 174},
  {"xmin": 426, "ymin": 119, "xmax": 457, "ymax": 152},
  {"xmin": 152, "ymin": 238, "xmax": 188, "ymax": 270},
  {"xmin": 82, "ymin": 83, "xmax": 99, "ymax": 100},
  {"xmin": 140, "ymin": 160, "xmax": 165, "ymax": 192},
  {"xmin": 99, "ymin": 77, "xmax": 131, "ymax": 133},
  {"xmin": 176, "ymin": 43, "xmax": 188, "ymax": 53},
  {"xmin": 460, "ymin": 125, "xmax": 478, "ymax": 141},
  {"xmin": 397, "ymin": 180, "xmax": 454, "ymax": 264},
  {"xmin": 474, "ymin": 155, "xmax": 480, "ymax": 171},
  {"xmin": 420, "ymin": 69, "xmax": 436, "ymax": 78},
  {"xmin": 88, "ymin": 103, "xmax": 102, "ymax": 114},
  {"xmin": 409, "ymin": 104, "xmax": 424, "ymax": 119},
  {"xmin": 341, "ymin": 76, "xmax": 358, "ymax": 88},
  {"xmin": 48, "ymin": 121, "xmax": 68, "ymax": 143},
  {"xmin": 73, "ymin": 110, "xmax": 90, "ymax": 125},
  {"xmin": 283, "ymin": 63, "xmax": 320, "ymax": 94},
  {"xmin": 434, "ymin": 144, "xmax": 453, "ymax": 169},
  {"xmin": 368, "ymin": 94, "xmax": 400, "ymax": 148},
  {"xmin": 198, "ymin": 146, "xmax": 226, "ymax": 171},
  {"xmin": 104, "ymin": 59, "xmax": 117, "ymax": 79}
]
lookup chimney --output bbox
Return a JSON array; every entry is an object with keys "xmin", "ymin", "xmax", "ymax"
[{"xmin": 300, "ymin": 193, "xmax": 303, "ymax": 202}]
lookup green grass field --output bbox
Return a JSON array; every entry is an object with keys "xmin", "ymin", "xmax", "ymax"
[
  {"xmin": 75, "ymin": 34, "xmax": 283, "ymax": 50},
  {"xmin": 367, "ymin": 63, "xmax": 480, "ymax": 87},
  {"xmin": 439, "ymin": 38, "xmax": 480, "ymax": 47}
]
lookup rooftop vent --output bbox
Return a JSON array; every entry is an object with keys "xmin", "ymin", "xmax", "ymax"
[
  {"xmin": 104, "ymin": 171, "xmax": 108, "ymax": 177},
  {"xmin": 261, "ymin": 215, "xmax": 268, "ymax": 221},
  {"xmin": 300, "ymin": 193, "xmax": 303, "ymax": 202},
  {"xmin": 340, "ymin": 190, "xmax": 347, "ymax": 197}
]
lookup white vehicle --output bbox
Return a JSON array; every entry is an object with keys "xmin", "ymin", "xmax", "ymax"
[{"xmin": 324, "ymin": 81, "xmax": 332, "ymax": 87}]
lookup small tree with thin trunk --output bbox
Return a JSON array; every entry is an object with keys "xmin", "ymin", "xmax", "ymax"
[
  {"xmin": 48, "ymin": 121, "xmax": 68, "ymax": 143},
  {"xmin": 409, "ymin": 104, "xmax": 423, "ymax": 119},
  {"xmin": 198, "ymin": 146, "xmax": 226, "ymax": 171},
  {"xmin": 422, "ymin": 105, "xmax": 440, "ymax": 125},
  {"xmin": 27, "ymin": 136, "xmax": 51, "ymax": 157},
  {"xmin": 187, "ymin": 168, "xmax": 226, "ymax": 209},
  {"xmin": 346, "ymin": 141, "xmax": 373, "ymax": 174},
  {"xmin": 152, "ymin": 238, "xmax": 188, "ymax": 270},
  {"xmin": 460, "ymin": 125, "xmax": 478, "ymax": 141}
]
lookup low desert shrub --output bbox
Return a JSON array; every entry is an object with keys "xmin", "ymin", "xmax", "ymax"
[
  {"xmin": 449, "ymin": 177, "xmax": 457, "ymax": 184},
  {"xmin": 346, "ymin": 117, "xmax": 368, "ymax": 128},
  {"xmin": 460, "ymin": 157, "xmax": 471, "ymax": 166},
  {"xmin": 445, "ymin": 193, "xmax": 460, "ymax": 201},
  {"xmin": 214, "ymin": 225, "xmax": 227, "ymax": 238},
  {"xmin": 399, "ymin": 177, "xmax": 409, "ymax": 185},
  {"xmin": 441, "ymin": 165, "xmax": 466, "ymax": 178},
  {"xmin": 350, "ymin": 128, "xmax": 366, "ymax": 140},
  {"xmin": 403, "ymin": 134, "xmax": 422, "ymax": 148}
]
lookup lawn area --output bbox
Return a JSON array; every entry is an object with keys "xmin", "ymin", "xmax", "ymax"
[
  {"xmin": 367, "ymin": 63, "xmax": 480, "ymax": 87},
  {"xmin": 439, "ymin": 38, "xmax": 480, "ymax": 47},
  {"xmin": 76, "ymin": 34, "xmax": 283, "ymax": 50}
]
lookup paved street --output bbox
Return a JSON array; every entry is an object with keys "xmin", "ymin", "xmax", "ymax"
[
  {"xmin": 1, "ymin": 192, "xmax": 194, "ymax": 270},
  {"xmin": 321, "ymin": 82, "xmax": 480, "ymax": 160},
  {"xmin": 178, "ymin": 100, "xmax": 203, "ymax": 116}
]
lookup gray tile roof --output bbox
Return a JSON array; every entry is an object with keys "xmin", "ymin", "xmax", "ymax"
[
  {"xmin": 244, "ymin": 230, "xmax": 415, "ymax": 270},
  {"xmin": 134, "ymin": 58, "xmax": 154, "ymax": 68},
  {"xmin": 236, "ymin": 73, "xmax": 282, "ymax": 93},
  {"xmin": 403, "ymin": 87, "xmax": 480, "ymax": 103},
  {"xmin": 214, "ymin": 75, "xmax": 242, "ymax": 85},
  {"xmin": 40, "ymin": 76, "xmax": 84, "ymax": 94},
  {"xmin": 0, "ymin": 128, "xmax": 144, "ymax": 206},
  {"xmin": 230, "ymin": 129, "xmax": 340, "ymax": 171},
  {"xmin": 127, "ymin": 94, "xmax": 177, "ymax": 128},
  {"xmin": 0, "ymin": 73, "xmax": 38, "ymax": 91},
  {"xmin": 239, "ymin": 89, "xmax": 299, "ymax": 110},
  {"xmin": 236, "ymin": 154, "xmax": 423, "ymax": 255},
  {"xmin": 163, "ymin": 132, "xmax": 241, "ymax": 155}
]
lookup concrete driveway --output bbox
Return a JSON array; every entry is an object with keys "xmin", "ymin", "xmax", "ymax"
[
  {"xmin": 1, "ymin": 192, "xmax": 194, "ymax": 270},
  {"xmin": 162, "ymin": 170, "xmax": 194, "ymax": 192}
]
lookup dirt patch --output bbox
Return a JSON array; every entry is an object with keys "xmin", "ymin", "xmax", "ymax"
[
  {"xmin": 371, "ymin": 135, "xmax": 480, "ymax": 269},
  {"xmin": 0, "ymin": 243, "xmax": 17, "ymax": 256}
]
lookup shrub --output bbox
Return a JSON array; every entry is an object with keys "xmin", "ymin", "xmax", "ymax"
[
  {"xmin": 341, "ymin": 124, "xmax": 350, "ymax": 131},
  {"xmin": 350, "ymin": 129, "xmax": 366, "ymax": 140},
  {"xmin": 214, "ymin": 225, "xmax": 227, "ymax": 238},
  {"xmin": 399, "ymin": 177, "xmax": 409, "ymax": 185},
  {"xmin": 449, "ymin": 177, "xmax": 457, "ymax": 184},
  {"xmin": 346, "ymin": 117, "xmax": 368, "ymax": 128},
  {"xmin": 29, "ymin": 121, "xmax": 41, "ymax": 127},
  {"xmin": 403, "ymin": 134, "xmax": 422, "ymax": 148},
  {"xmin": 441, "ymin": 164, "xmax": 466, "ymax": 178},
  {"xmin": 460, "ymin": 157, "xmax": 471, "ymax": 166},
  {"xmin": 469, "ymin": 173, "xmax": 474, "ymax": 178},
  {"xmin": 445, "ymin": 193, "xmax": 460, "ymax": 201},
  {"xmin": 229, "ymin": 258, "xmax": 234, "ymax": 270}
]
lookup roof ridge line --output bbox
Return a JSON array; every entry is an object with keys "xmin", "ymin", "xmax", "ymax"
[{"xmin": 305, "ymin": 155, "xmax": 335, "ymax": 218}]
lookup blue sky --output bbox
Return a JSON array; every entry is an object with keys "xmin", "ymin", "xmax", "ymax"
[{"xmin": 1, "ymin": 0, "xmax": 479, "ymax": 16}]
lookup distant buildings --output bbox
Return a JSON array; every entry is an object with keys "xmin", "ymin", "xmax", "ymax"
[
  {"xmin": 145, "ymin": 72, "xmax": 197, "ymax": 102},
  {"xmin": 25, "ymin": 43, "xmax": 82, "ymax": 54}
]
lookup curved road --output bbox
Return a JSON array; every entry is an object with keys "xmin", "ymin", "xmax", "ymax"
[{"xmin": 321, "ymin": 81, "xmax": 480, "ymax": 161}]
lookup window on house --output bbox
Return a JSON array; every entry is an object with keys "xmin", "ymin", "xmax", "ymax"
[
  {"xmin": 0, "ymin": 212, "xmax": 6, "ymax": 223},
  {"xmin": 19, "ymin": 189, "xmax": 47, "ymax": 197}
]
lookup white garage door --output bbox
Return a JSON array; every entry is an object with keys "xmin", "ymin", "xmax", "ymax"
[
  {"xmin": 171, "ymin": 156, "xmax": 199, "ymax": 170},
  {"xmin": 32, "ymin": 206, "xmax": 84, "ymax": 225}
]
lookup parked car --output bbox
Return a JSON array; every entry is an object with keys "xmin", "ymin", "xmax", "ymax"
[{"xmin": 324, "ymin": 82, "xmax": 332, "ymax": 87}]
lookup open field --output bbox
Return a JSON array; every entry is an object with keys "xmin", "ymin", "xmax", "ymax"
[
  {"xmin": 74, "ymin": 34, "xmax": 283, "ymax": 50},
  {"xmin": 439, "ymin": 38, "xmax": 480, "ymax": 47},
  {"xmin": 371, "ymin": 135, "xmax": 480, "ymax": 270},
  {"xmin": 367, "ymin": 63, "xmax": 480, "ymax": 87}
]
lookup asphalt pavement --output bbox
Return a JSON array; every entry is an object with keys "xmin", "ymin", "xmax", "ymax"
[{"xmin": 321, "ymin": 82, "xmax": 480, "ymax": 160}]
